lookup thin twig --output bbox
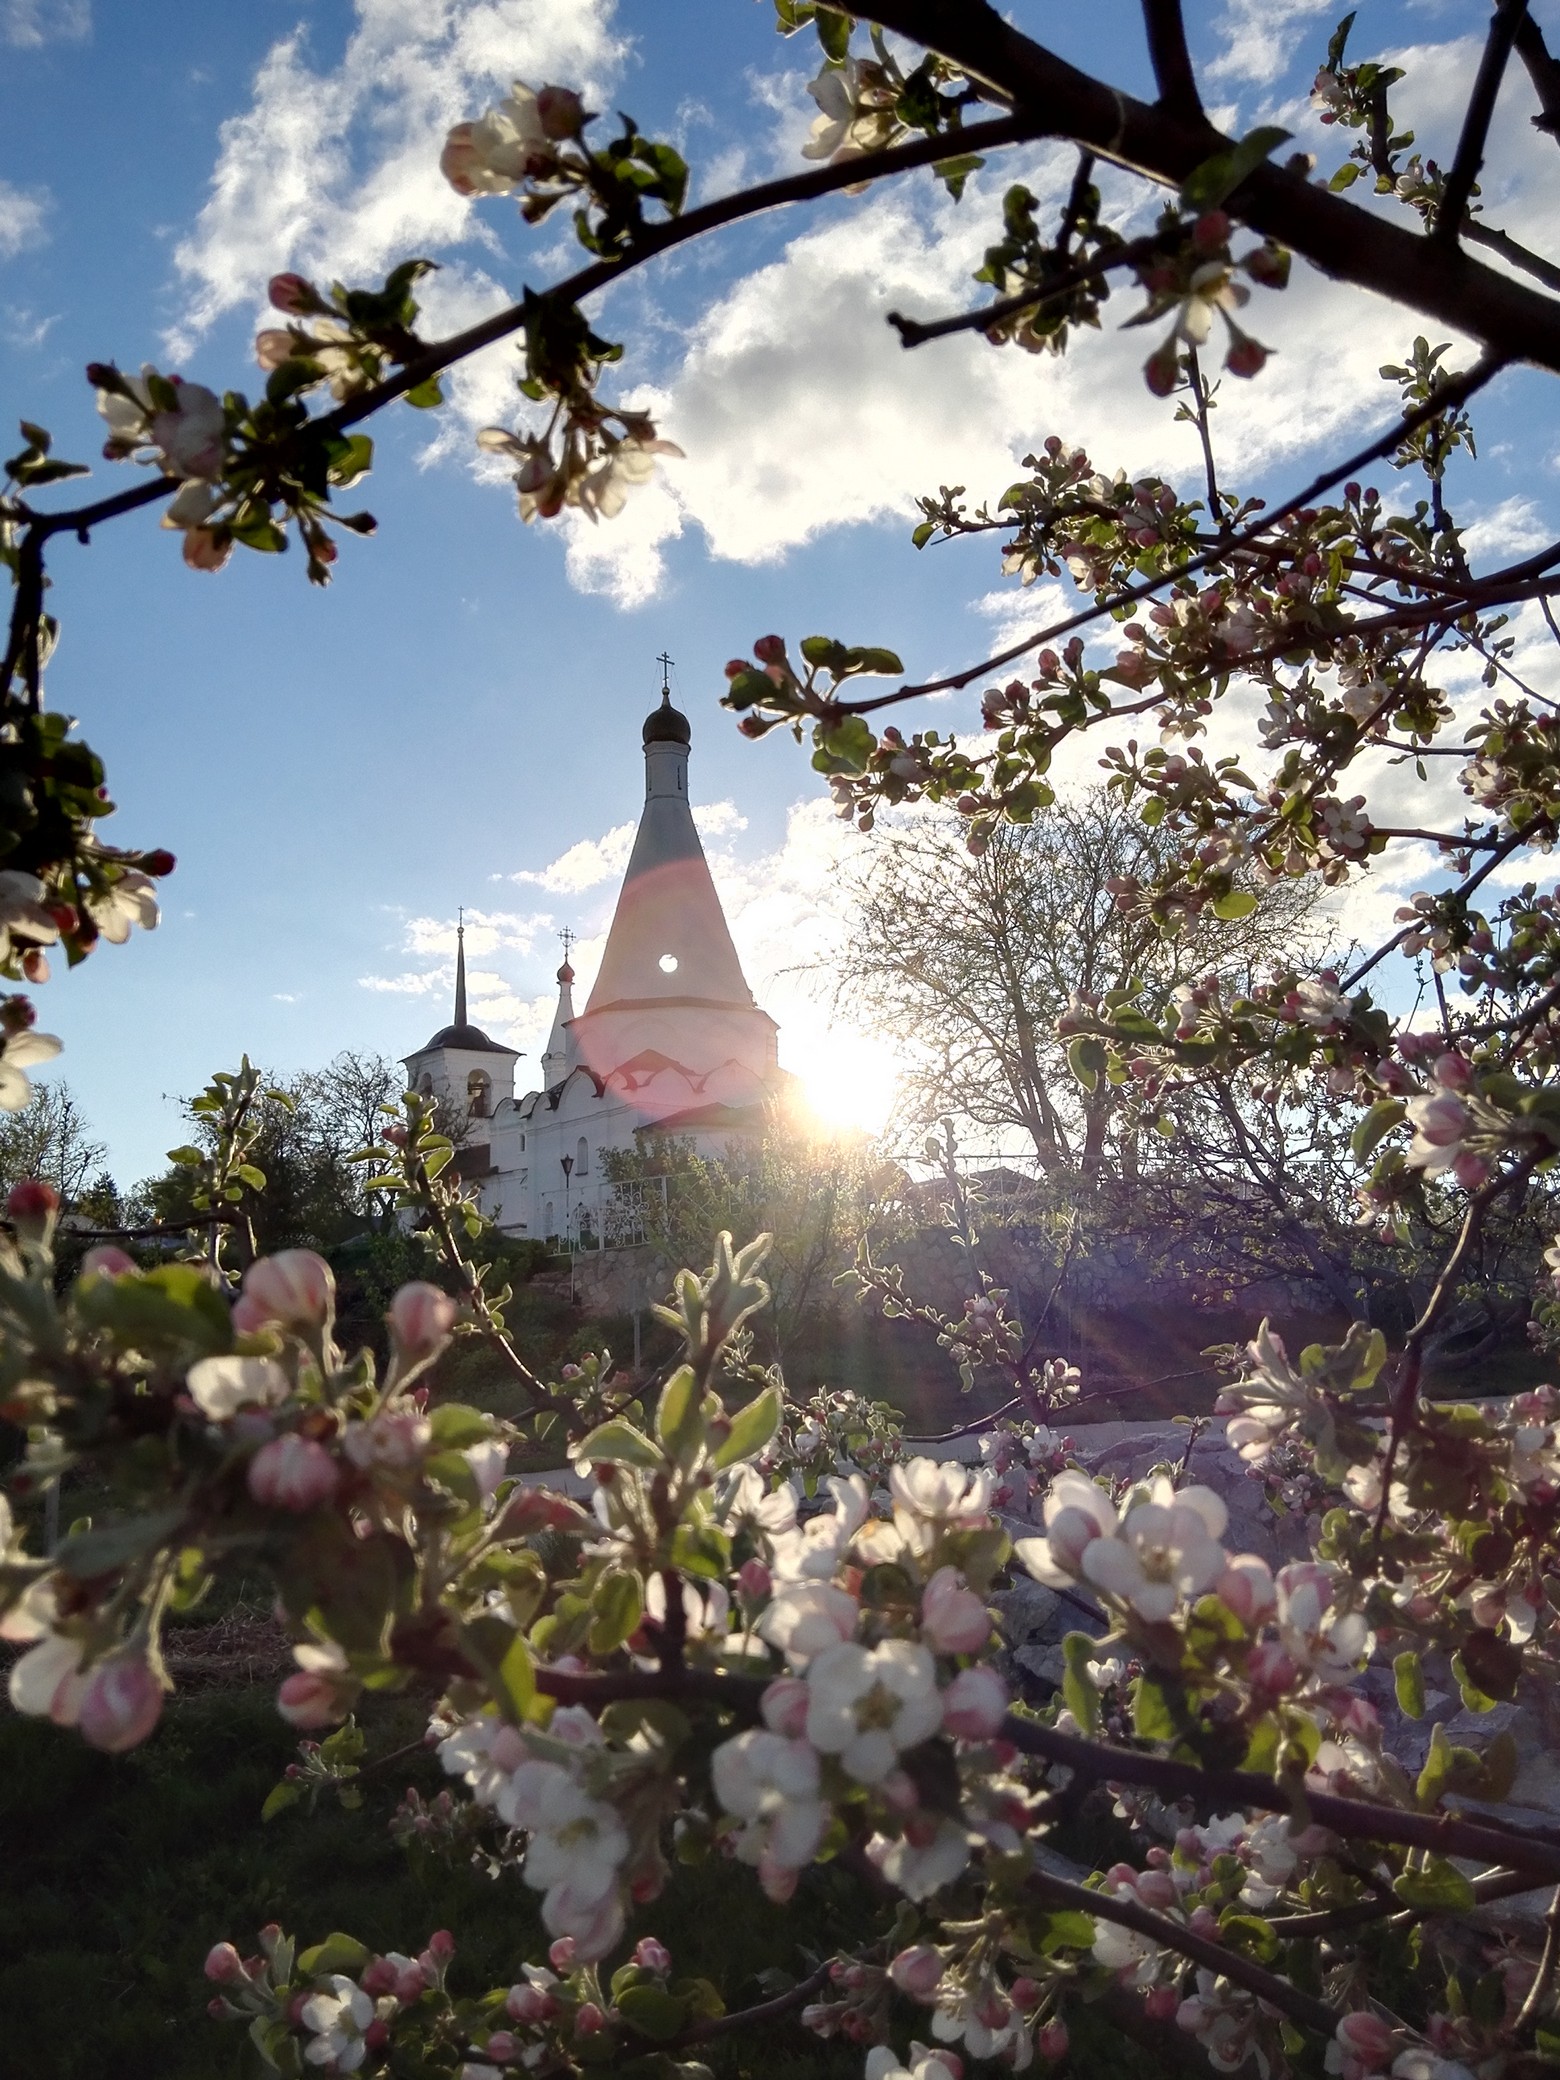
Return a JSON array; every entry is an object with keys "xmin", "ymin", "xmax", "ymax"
[{"xmin": 861, "ymin": 354, "xmax": 1504, "ymax": 705}]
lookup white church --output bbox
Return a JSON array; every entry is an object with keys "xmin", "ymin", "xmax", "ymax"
[{"xmin": 402, "ymin": 681, "xmax": 796, "ymax": 1244}]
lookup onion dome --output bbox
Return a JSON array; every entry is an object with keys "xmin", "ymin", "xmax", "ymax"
[{"xmin": 643, "ymin": 688, "xmax": 691, "ymax": 746}]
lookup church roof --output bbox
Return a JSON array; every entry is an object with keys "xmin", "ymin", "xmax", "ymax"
[
  {"xmin": 643, "ymin": 688, "xmax": 691, "ymax": 744},
  {"xmin": 411, "ymin": 922, "xmax": 520, "ymax": 1058},
  {"xmin": 583, "ymin": 694, "xmax": 760, "ymax": 1018}
]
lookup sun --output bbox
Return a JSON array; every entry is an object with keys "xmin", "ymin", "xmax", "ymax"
[{"xmin": 781, "ymin": 1018, "xmax": 903, "ymax": 1137}]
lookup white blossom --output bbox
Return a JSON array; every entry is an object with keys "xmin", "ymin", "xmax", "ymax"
[
  {"xmin": 0, "ymin": 1026, "xmax": 61, "ymax": 1111},
  {"xmin": 185, "ymin": 1354, "xmax": 289, "ymax": 1421},
  {"xmin": 300, "ymin": 1975, "xmax": 375, "ymax": 2071},
  {"xmin": 711, "ymin": 1728, "xmax": 829, "ymax": 1894},
  {"xmin": 759, "ymin": 1581, "xmax": 860, "ymax": 1668},
  {"xmin": 805, "ymin": 1639, "xmax": 942, "ymax": 1783},
  {"xmin": 867, "ymin": 1817, "xmax": 972, "ymax": 1900},
  {"xmin": 1081, "ymin": 1479, "xmax": 1228, "ymax": 1622}
]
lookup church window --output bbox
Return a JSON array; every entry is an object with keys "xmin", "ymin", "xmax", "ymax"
[
  {"xmin": 576, "ymin": 1135, "xmax": 589, "ymax": 1177},
  {"xmin": 418, "ymin": 1073, "xmax": 433, "ymax": 1096},
  {"xmin": 467, "ymin": 1069, "xmax": 491, "ymax": 1119},
  {"xmin": 658, "ymin": 953, "xmax": 678, "ymax": 973},
  {"xmin": 520, "ymin": 1133, "xmax": 526, "ymax": 1151}
]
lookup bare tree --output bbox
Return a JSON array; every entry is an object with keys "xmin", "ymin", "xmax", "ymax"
[
  {"xmin": 0, "ymin": 1081, "xmax": 114, "ymax": 1212},
  {"xmin": 842, "ymin": 790, "xmax": 1317, "ymax": 1177}
]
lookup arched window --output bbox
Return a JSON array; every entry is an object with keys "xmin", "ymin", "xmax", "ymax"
[
  {"xmin": 467, "ymin": 1069, "xmax": 491, "ymax": 1119},
  {"xmin": 576, "ymin": 1135, "xmax": 589, "ymax": 1177},
  {"xmin": 544, "ymin": 1200, "xmax": 555, "ymax": 1236},
  {"xmin": 520, "ymin": 1133, "xmax": 526, "ymax": 1151},
  {"xmin": 418, "ymin": 1073, "xmax": 433, "ymax": 1096}
]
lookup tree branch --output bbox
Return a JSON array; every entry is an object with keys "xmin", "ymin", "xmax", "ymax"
[
  {"xmin": 1030, "ymin": 1864, "xmax": 1340, "ymax": 2037},
  {"xmin": 1141, "ymin": 0, "xmax": 1202, "ymax": 122},
  {"xmin": 1514, "ymin": 10, "xmax": 1560, "ymax": 136},
  {"xmin": 999, "ymin": 1711, "xmax": 1560, "ymax": 1881},
  {"xmin": 1434, "ymin": 0, "xmax": 1530, "ymax": 248}
]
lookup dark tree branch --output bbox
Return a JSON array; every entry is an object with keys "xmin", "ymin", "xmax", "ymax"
[
  {"xmin": 1464, "ymin": 216, "xmax": 1560, "ymax": 294},
  {"xmin": 1514, "ymin": 10, "xmax": 1560, "ymax": 135},
  {"xmin": 1030, "ymin": 1865, "xmax": 1340, "ymax": 2037},
  {"xmin": 1000, "ymin": 1710, "xmax": 1560, "ymax": 1882},
  {"xmin": 1141, "ymin": 0, "xmax": 1202, "ymax": 122},
  {"xmin": 864, "ymin": 0, "xmax": 1560, "ymax": 374},
  {"xmin": 1434, "ymin": 0, "xmax": 1531, "ymax": 247},
  {"xmin": 888, "ymin": 227, "xmax": 1166, "ymax": 347}
]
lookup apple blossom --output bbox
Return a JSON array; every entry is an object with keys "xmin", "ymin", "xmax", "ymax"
[
  {"xmin": 300, "ymin": 1975, "xmax": 375, "ymax": 2072},
  {"xmin": 939, "ymin": 1665, "xmax": 1008, "ymax": 1740},
  {"xmin": 204, "ymin": 1943, "xmax": 244, "ymax": 1984},
  {"xmin": 241, "ymin": 1248, "xmax": 335, "ymax": 1330},
  {"xmin": 711, "ymin": 1728, "xmax": 830, "ymax": 1894},
  {"xmin": 249, "ymin": 1432, "xmax": 339, "ymax": 1511},
  {"xmin": 277, "ymin": 1642, "xmax": 355, "ymax": 1729},
  {"xmin": 388, "ymin": 1280, "xmax": 458, "ymax": 1359},
  {"xmin": 1327, "ymin": 2010, "xmax": 1398, "ymax": 2080},
  {"xmin": 80, "ymin": 1244, "xmax": 136, "ymax": 1278},
  {"xmin": 868, "ymin": 1817, "xmax": 972, "ymax": 1901},
  {"xmin": 891, "ymin": 1946, "xmax": 945, "ymax": 2001},
  {"xmin": 920, "ymin": 1567, "xmax": 991, "ymax": 1654},
  {"xmin": 77, "ymin": 1649, "xmax": 164, "ymax": 1753},
  {"xmin": 806, "ymin": 1639, "xmax": 943, "ymax": 1784},
  {"xmin": 1077, "ymin": 1480, "xmax": 1228, "ymax": 1622},
  {"xmin": 759, "ymin": 1581, "xmax": 860, "ymax": 1667},
  {"xmin": 186, "ymin": 1354, "xmax": 289, "ymax": 1422}
]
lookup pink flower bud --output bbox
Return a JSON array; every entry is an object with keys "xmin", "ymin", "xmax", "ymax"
[
  {"xmin": 394, "ymin": 1962, "xmax": 429, "ymax": 2002},
  {"xmin": 1193, "ymin": 209, "xmax": 1231, "ymax": 252},
  {"xmin": 1144, "ymin": 1986, "xmax": 1180, "ymax": 2022},
  {"xmin": 7, "ymin": 1179, "xmax": 58, "ymax": 1226},
  {"xmin": 1036, "ymin": 2018, "xmax": 1069, "ymax": 2060},
  {"xmin": 548, "ymin": 1937, "xmax": 577, "ymax": 1971},
  {"xmin": 388, "ymin": 1280, "xmax": 458, "ymax": 1359},
  {"xmin": 1453, "ymin": 1149, "xmax": 1493, "ymax": 1191},
  {"xmin": 1334, "ymin": 2011, "xmax": 1396, "ymax": 2067},
  {"xmin": 241, "ymin": 1249, "xmax": 335, "ymax": 1330},
  {"xmin": 276, "ymin": 1670, "xmax": 349, "ymax": 1729},
  {"xmin": 359, "ymin": 1958, "xmax": 399, "ymax": 1997},
  {"xmin": 736, "ymin": 1558, "xmax": 772, "ymax": 1602},
  {"xmin": 633, "ymin": 1938, "xmax": 671, "ymax": 1974},
  {"xmin": 1246, "ymin": 1639, "xmax": 1299, "ymax": 1693},
  {"xmin": 1144, "ymin": 339, "xmax": 1181, "ymax": 397},
  {"xmin": 1225, "ymin": 336, "xmax": 1268, "ymax": 379},
  {"xmin": 890, "ymin": 1945, "xmax": 943, "ymax": 2000},
  {"xmin": 248, "ymin": 1432, "xmax": 339, "ymax": 1511},
  {"xmin": 1134, "ymin": 1869, "xmax": 1178, "ymax": 1910},
  {"xmin": 204, "ymin": 1942, "xmax": 244, "ymax": 1983},
  {"xmin": 921, "ymin": 1565, "xmax": 991, "ymax": 1654},
  {"xmin": 761, "ymin": 1675, "xmax": 810, "ymax": 1738},
  {"xmin": 506, "ymin": 1981, "xmax": 557, "ymax": 2023},
  {"xmin": 484, "ymin": 2031, "xmax": 519, "ymax": 2062},
  {"xmin": 1217, "ymin": 1554, "xmax": 1276, "ymax": 1623},
  {"xmin": 268, "ymin": 272, "xmax": 318, "ymax": 315},
  {"xmin": 574, "ymin": 2002, "xmax": 606, "ymax": 2037},
  {"xmin": 78, "ymin": 1650, "xmax": 164, "ymax": 1753},
  {"xmin": 363, "ymin": 2019, "xmax": 389, "ymax": 2050},
  {"xmin": 940, "ymin": 1664, "xmax": 1008, "ymax": 1739},
  {"xmin": 535, "ymin": 85, "xmax": 585, "ymax": 138},
  {"xmin": 81, "ymin": 1244, "xmax": 136, "ymax": 1278}
]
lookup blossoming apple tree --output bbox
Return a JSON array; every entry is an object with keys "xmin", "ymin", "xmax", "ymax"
[{"xmin": 9, "ymin": 4, "xmax": 1560, "ymax": 2078}]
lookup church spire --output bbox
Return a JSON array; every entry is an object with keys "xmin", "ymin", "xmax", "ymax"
[
  {"xmin": 454, "ymin": 911, "xmax": 468, "ymax": 1028},
  {"xmin": 541, "ymin": 929, "xmax": 578, "ymax": 1087}
]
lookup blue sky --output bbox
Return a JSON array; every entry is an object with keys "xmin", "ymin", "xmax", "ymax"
[{"xmin": 0, "ymin": 0, "xmax": 1554, "ymax": 1185}]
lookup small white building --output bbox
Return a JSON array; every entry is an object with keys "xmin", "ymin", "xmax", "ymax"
[{"xmin": 403, "ymin": 686, "xmax": 794, "ymax": 1243}]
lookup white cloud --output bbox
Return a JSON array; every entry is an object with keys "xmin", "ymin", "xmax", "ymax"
[
  {"xmin": 3, "ymin": 0, "xmax": 87, "ymax": 48},
  {"xmin": 167, "ymin": 0, "xmax": 625, "ymax": 354},
  {"xmin": 1207, "ymin": 0, "xmax": 1336, "ymax": 86},
  {"xmin": 1461, "ymin": 495, "xmax": 1552, "ymax": 560},
  {"xmin": 511, "ymin": 820, "xmax": 635, "ymax": 893},
  {"xmin": 0, "ymin": 179, "xmax": 50, "ymax": 260}
]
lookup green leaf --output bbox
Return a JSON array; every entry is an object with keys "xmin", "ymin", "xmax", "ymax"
[
  {"xmin": 427, "ymin": 1403, "xmax": 493, "ymax": 1450},
  {"xmin": 589, "ymin": 1569, "xmax": 644, "ymax": 1655},
  {"xmin": 656, "ymin": 1365, "xmax": 705, "ymax": 1464},
  {"xmin": 1180, "ymin": 125, "xmax": 1293, "ymax": 212},
  {"xmin": 496, "ymin": 1629, "xmax": 536, "ymax": 1718},
  {"xmin": 261, "ymin": 1780, "xmax": 303, "ymax": 1822},
  {"xmin": 711, "ymin": 1385, "xmax": 782, "ymax": 1468},
  {"xmin": 1067, "ymin": 1034, "xmax": 1106, "ymax": 1092},
  {"xmin": 1417, "ymin": 1720, "xmax": 1452, "ymax": 1808},
  {"xmin": 1328, "ymin": 162, "xmax": 1362, "ymax": 191},
  {"xmin": 1458, "ymin": 1626, "xmax": 1523, "ymax": 1703},
  {"xmin": 616, "ymin": 1983, "xmax": 689, "ymax": 2041},
  {"xmin": 1212, "ymin": 888, "xmax": 1259, "ymax": 920},
  {"xmin": 1218, "ymin": 1910, "xmax": 1279, "ymax": 1963},
  {"xmin": 1393, "ymin": 1857, "xmax": 1476, "ymax": 1914},
  {"xmin": 670, "ymin": 1521, "xmax": 731, "ymax": 1580},
  {"xmin": 1062, "ymin": 1631, "xmax": 1099, "ymax": 1735},
  {"xmin": 423, "ymin": 1449, "xmax": 481, "ymax": 1505},
  {"xmin": 1037, "ymin": 1908, "xmax": 1098, "ymax": 1954},
  {"xmin": 1132, "ymin": 1674, "xmax": 1180, "ymax": 1741},
  {"xmin": 297, "ymin": 1933, "xmax": 371, "ymax": 1978},
  {"xmin": 403, "ymin": 377, "xmax": 444, "ymax": 408},
  {"xmin": 574, "ymin": 1418, "xmax": 664, "ymax": 1470},
  {"xmin": 55, "ymin": 1508, "xmax": 187, "ymax": 1580},
  {"xmin": 1352, "ymin": 1097, "xmax": 1406, "ymax": 1163},
  {"xmin": 1394, "ymin": 1649, "xmax": 1425, "ymax": 1719}
]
